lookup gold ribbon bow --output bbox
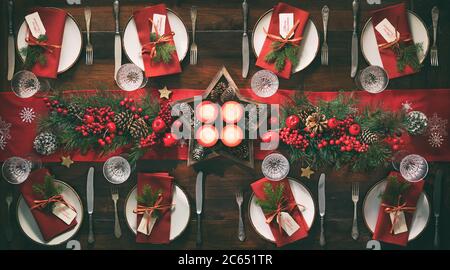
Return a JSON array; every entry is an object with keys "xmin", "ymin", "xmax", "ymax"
[
  {"xmin": 25, "ymin": 36, "xmax": 61, "ymax": 54},
  {"xmin": 263, "ymin": 20, "xmax": 303, "ymax": 51},
  {"xmin": 31, "ymin": 194, "xmax": 74, "ymax": 211},
  {"xmin": 133, "ymin": 194, "xmax": 173, "ymax": 229},
  {"xmin": 382, "ymin": 195, "xmax": 416, "ymax": 234},
  {"xmin": 141, "ymin": 18, "xmax": 175, "ymax": 60},
  {"xmin": 264, "ymin": 197, "xmax": 304, "ymax": 234}
]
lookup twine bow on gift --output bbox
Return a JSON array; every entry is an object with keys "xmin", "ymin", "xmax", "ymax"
[
  {"xmin": 133, "ymin": 193, "xmax": 173, "ymax": 231},
  {"xmin": 263, "ymin": 20, "xmax": 303, "ymax": 51},
  {"xmin": 264, "ymin": 197, "xmax": 305, "ymax": 234},
  {"xmin": 381, "ymin": 195, "xmax": 416, "ymax": 234},
  {"xmin": 25, "ymin": 36, "xmax": 61, "ymax": 54},
  {"xmin": 31, "ymin": 194, "xmax": 75, "ymax": 211},
  {"xmin": 141, "ymin": 18, "xmax": 175, "ymax": 59},
  {"xmin": 377, "ymin": 18, "xmax": 412, "ymax": 51}
]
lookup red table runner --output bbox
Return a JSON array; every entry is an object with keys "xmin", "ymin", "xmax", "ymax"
[{"xmin": 0, "ymin": 89, "xmax": 449, "ymax": 162}]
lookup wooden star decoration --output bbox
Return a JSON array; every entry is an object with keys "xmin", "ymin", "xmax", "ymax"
[
  {"xmin": 61, "ymin": 156, "xmax": 74, "ymax": 168},
  {"xmin": 172, "ymin": 67, "xmax": 264, "ymax": 168},
  {"xmin": 300, "ymin": 166, "xmax": 314, "ymax": 179},
  {"xmin": 158, "ymin": 86, "xmax": 172, "ymax": 99}
]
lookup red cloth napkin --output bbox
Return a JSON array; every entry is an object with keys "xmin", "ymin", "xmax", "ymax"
[
  {"xmin": 373, "ymin": 171, "xmax": 424, "ymax": 246},
  {"xmin": 371, "ymin": 3, "xmax": 418, "ymax": 79},
  {"xmin": 27, "ymin": 7, "xmax": 67, "ymax": 78},
  {"xmin": 251, "ymin": 178, "xmax": 309, "ymax": 247},
  {"xmin": 255, "ymin": 2, "xmax": 309, "ymax": 79},
  {"xmin": 133, "ymin": 4, "xmax": 182, "ymax": 78},
  {"xmin": 136, "ymin": 172, "xmax": 174, "ymax": 244},
  {"xmin": 19, "ymin": 168, "xmax": 77, "ymax": 242}
]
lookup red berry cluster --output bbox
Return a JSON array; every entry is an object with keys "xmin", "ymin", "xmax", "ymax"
[
  {"xmin": 43, "ymin": 98, "xmax": 68, "ymax": 115},
  {"xmin": 139, "ymin": 133, "xmax": 157, "ymax": 148},
  {"xmin": 385, "ymin": 135, "xmax": 405, "ymax": 151},
  {"xmin": 329, "ymin": 116, "xmax": 355, "ymax": 136},
  {"xmin": 158, "ymin": 102, "xmax": 174, "ymax": 126},
  {"xmin": 119, "ymin": 98, "xmax": 151, "ymax": 121},
  {"xmin": 320, "ymin": 135, "xmax": 368, "ymax": 152},
  {"xmin": 279, "ymin": 127, "xmax": 310, "ymax": 151}
]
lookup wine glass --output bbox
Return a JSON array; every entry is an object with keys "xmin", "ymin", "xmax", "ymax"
[
  {"xmin": 103, "ymin": 156, "xmax": 131, "ymax": 184},
  {"xmin": 391, "ymin": 150, "xmax": 410, "ymax": 171},
  {"xmin": 11, "ymin": 70, "xmax": 40, "ymax": 98},
  {"xmin": 400, "ymin": 154, "xmax": 428, "ymax": 182},
  {"xmin": 355, "ymin": 65, "xmax": 389, "ymax": 94},
  {"xmin": 251, "ymin": 70, "xmax": 279, "ymax": 98},
  {"xmin": 261, "ymin": 153, "xmax": 290, "ymax": 181},
  {"xmin": 2, "ymin": 156, "xmax": 32, "ymax": 184},
  {"xmin": 115, "ymin": 63, "xmax": 148, "ymax": 91}
]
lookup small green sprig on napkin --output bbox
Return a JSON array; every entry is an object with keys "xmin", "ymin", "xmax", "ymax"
[
  {"xmin": 137, "ymin": 184, "xmax": 163, "ymax": 218},
  {"xmin": 256, "ymin": 182, "xmax": 285, "ymax": 213},
  {"xmin": 264, "ymin": 43, "xmax": 299, "ymax": 73},
  {"xmin": 150, "ymin": 33, "xmax": 176, "ymax": 64},
  {"xmin": 19, "ymin": 34, "xmax": 49, "ymax": 70},
  {"xmin": 32, "ymin": 174, "xmax": 64, "ymax": 212}
]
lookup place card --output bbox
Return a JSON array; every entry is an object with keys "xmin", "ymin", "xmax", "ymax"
[
  {"xmin": 279, "ymin": 13, "xmax": 294, "ymax": 39},
  {"xmin": 137, "ymin": 212, "xmax": 157, "ymax": 235},
  {"xmin": 389, "ymin": 211, "xmax": 408, "ymax": 235},
  {"xmin": 25, "ymin": 12, "xmax": 46, "ymax": 38},
  {"xmin": 375, "ymin": 18, "xmax": 400, "ymax": 43},
  {"xmin": 52, "ymin": 202, "xmax": 77, "ymax": 225},
  {"xmin": 151, "ymin": 14, "xmax": 166, "ymax": 35},
  {"xmin": 277, "ymin": 211, "xmax": 300, "ymax": 236}
]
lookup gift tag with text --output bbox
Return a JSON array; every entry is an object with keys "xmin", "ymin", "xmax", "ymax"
[
  {"xmin": 52, "ymin": 202, "xmax": 77, "ymax": 225},
  {"xmin": 151, "ymin": 14, "xmax": 166, "ymax": 35},
  {"xmin": 389, "ymin": 211, "xmax": 408, "ymax": 234},
  {"xmin": 279, "ymin": 13, "xmax": 294, "ymax": 39},
  {"xmin": 277, "ymin": 211, "xmax": 300, "ymax": 236},
  {"xmin": 375, "ymin": 18, "xmax": 400, "ymax": 43},
  {"xmin": 25, "ymin": 12, "xmax": 46, "ymax": 38},
  {"xmin": 137, "ymin": 213, "xmax": 157, "ymax": 235}
]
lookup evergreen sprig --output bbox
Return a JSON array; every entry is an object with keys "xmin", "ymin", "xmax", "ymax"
[
  {"xmin": 19, "ymin": 34, "xmax": 48, "ymax": 70},
  {"xmin": 150, "ymin": 33, "xmax": 176, "ymax": 64},
  {"xmin": 32, "ymin": 175, "xmax": 64, "ymax": 211},
  {"xmin": 137, "ymin": 185, "xmax": 163, "ymax": 217},
  {"xmin": 395, "ymin": 42, "xmax": 423, "ymax": 73},
  {"xmin": 264, "ymin": 43, "xmax": 299, "ymax": 72},
  {"xmin": 256, "ymin": 182, "xmax": 285, "ymax": 213},
  {"xmin": 380, "ymin": 175, "xmax": 411, "ymax": 205}
]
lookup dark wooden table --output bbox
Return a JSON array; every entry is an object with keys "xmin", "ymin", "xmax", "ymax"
[{"xmin": 0, "ymin": 0, "xmax": 449, "ymax": 250}]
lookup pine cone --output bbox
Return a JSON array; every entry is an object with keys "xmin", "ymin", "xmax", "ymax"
[
  {"xmin": 406, "ymin": 111, "xmax": 428, "ymax": 135},
  {"xmin": 67, "ymin": 104, "xmax": 83, "ymax": 118},
  {"xmin": 192, "ymin": 145, "xmax": 206, "ymax": 161},
  {"xmin": 305, "ymin": 113, "xmax": 327, "ymax": 134},
  {"xmin": 220, "ymin": 86, "xmax": 236, "ymax": 103},
  {"xmin": 114, "ymin": 111, "xmax": 134, "ymax": 131},
  {"xmin": 210, "ymin": 82, "xmax": 227, "ymax": 102},
  {"xmin": 358, "ymin": 129, "xmax": 379, "ymax": 144},
  {"xmin": 129, "ymin": 118, "xmax": 150, "ymax": 139},
  {"xmin": 228, "ymin": 143, "xmax": 249, "ymax": 160},
  {"xmin": 33, "ymin": 132, "xmax": 58, "ymax": 156}
]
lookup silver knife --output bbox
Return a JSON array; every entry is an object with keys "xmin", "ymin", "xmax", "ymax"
[
  {"xmin": 433, "ymin": 169, "xmax": 443, "ymax": 249},
  {"xmin": 318, "ymin": 173, "xmax": 326, "ymax": 247},
  {"xmin": 7, "ymin": 0, "xmax": 15, "ymax": 81},
  {"xmin": 241, "ymin": 0, "xmax": 249, "ymax": 78},
  {"xmin": 350, "ymin": 0, "xmax": 359, "ymax": 78},
  {"xmin": 196, "ymin": 171, "xmax": 204, "ymax": 246},
  {"xmin": 113, "ymin": 0, "xmax": 121, "ymax": 80},
  {"xmin": 87, "ymin": 167, "xmax": 95, "ymax": 244}
]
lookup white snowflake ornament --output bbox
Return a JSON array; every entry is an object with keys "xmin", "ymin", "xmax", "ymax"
[
  {"xmin": 401, "ymin": 101, "xmax": 413, "ymax": 112},
  {"xmin": 20, "ymin": 107, "xmax": 36, "ymax": 123},
  {"xmin": 429, "ymin": 132, "xmax": 444, "ymax": 148}
]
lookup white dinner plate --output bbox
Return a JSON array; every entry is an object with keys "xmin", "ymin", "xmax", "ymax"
[
  {"xmin": 363, "ymin": 179, "xmax": 430, "ymax": 241},
  {"xmin": 125, "ymin": 184, "xmax": 190, "ymax": 241},
  {"xmin": 123, "ymin": 9, "xmax": 189, "ymax": 71},
  {"xmin": 249, "ymin": 178, "xmax": 315, "ymax": 242},
  {"xmin": 17, "ymin": 180, "xmax": 83, "ymax": 246},
  {"xmin": 252, "ymin": 10, "xmax": 319, "ymax": 73},
  {"xmin": 361, "ymin": 11, "xmax": 429, "ymax": 67},
  {"xmin": 17, "ymin": 9, "xmax": 83, "ymax": 74}
]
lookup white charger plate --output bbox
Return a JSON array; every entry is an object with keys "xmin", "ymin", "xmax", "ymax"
[
  {"xmin": 17, "ymin": 180, "xmax": 83, "ymax": 246},
  {"xmin": 363, "ymin": 179, "xmax": 430, "ymax": 241},
  {"xmin": 17, "ymin": 9, "xmax": 82, "ymax": 74},
  {"xmin": 249, "ymin": 178, "xmax": 315, "ymax": 242},
  {"xmin": 123, "ymin": 9, "xmax": 189, "ymax": 71},
  {"xmin": 361, "ymin": 11, "xmax": 429, "ymax": 67},
  {"xmin": 252, "ymin": 10, "xmax": 319, "ymax": 73},
  {"xmin": 125, "ymin": 184, "xmax": 190, "ymax": 241}
]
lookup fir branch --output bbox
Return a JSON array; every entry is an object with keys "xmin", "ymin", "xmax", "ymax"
[
  {"xmin": 137, "ymin": 185, "xmax": 162, "ymax": 217},
  {"xmin": 20, "ymin": 35, "xmax": 48, "ymax": 70},
  {"xmin": 32, "ymin": 175, "xmax": 64, "ymax": 211},
  {"xmin": 255, "ymin": 182, "xmax": 285, "ymax": 213},
  {"xmin": 380, "ymin": 175, "xmax": 411, "ymax": 205},
  {"xmin": 264, "ymin": 43, "xmax": 299, "ymax": 72},
  {"xmin": 150, "ymin": 33, "xmax": 176, "ymax": 64},
  {"xmin": 396, "ymin": 42, "xmax": 423, "ymax": 73}
]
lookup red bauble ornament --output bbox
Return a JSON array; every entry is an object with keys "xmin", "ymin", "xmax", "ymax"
[
  {"xmin": 106, "ymin": 122, "xmax": 117, "ymax": 133},
  {"xmin": 285, "ymin": 115, "xmax": 300, "ymax": 129},
  {"xmin": 152, "ymin": 117, "xmax": 167, "ymax": 133},
  {"xmin": 349, "ymin": 124, "xmax": 361, "ymax": 136},
  {"xmin": 327, "ymin": 118, "xmax": 338, "ymax": 129},
  {"xmin": 163, "ymin": 133, "xmax": 178, "ymax": 147},
  {"xmin": 261, "ymin": 130, "xmax": 279, "ymax": 143},
  {"xmin": 85, "ymin": 115, "xmax": 94, "ymax": 124}
]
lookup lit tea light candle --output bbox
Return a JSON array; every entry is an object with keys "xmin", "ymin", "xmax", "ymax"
[
  {"xmin": 221, "ymin": 101, "xmax": 244, "ymax": 123},
  {"xmin": 221, "ymin": 125, "xmax": 243, "ymax": 147},
  {"xmin": 195, "ymin": 101, "xmax": 219, "ymax": 123},
  {"xmin": 196, "ymin": 125, "xmax": 219, "ymax": 147}
]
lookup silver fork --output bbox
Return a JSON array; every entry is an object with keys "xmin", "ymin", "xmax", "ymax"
[
  {"xmin": 430, "ymin": 6, "xmax": 439, "ymax": 67},
  {"xmin": 5, "ymin": 193, "xmax": 13, "ymax": 242},
  {"xmin": 235, "ymin": 190, "xmax": 245, "ymax": 241},
  {"xmin": 84, "ymin": 7, "xmax": 93, "ymax": 65},
  {"xmin": 190, "ymin": 6, "xmax": 198, "ymax": 65},
  {"xmin": 111, "ymin": 187, "xmax": 121, "ymax": 238},
  {"xmin": 321, "ymin": 5, "xmax": 329, "ymax": 66},
  {"xmin": 351, "ymin": 182, "xmax": 359, "ymax": 240}
]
